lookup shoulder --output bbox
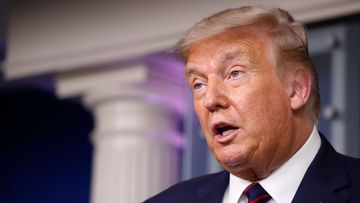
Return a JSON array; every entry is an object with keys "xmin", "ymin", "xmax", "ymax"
[
  {"xmin": 339, "ymin": 153, "xmax": 360, "ymax": 182},
  {"xmin": 321, "ymin": 137, "xmax": 360, "ymax": 195},
  {"xmin": 320, "ymin": 135, "xmax": 360, "ymax": 182},
  {"xmin": 321, "ymin": 135, "xmax": 360, "ymax": 181},
  {"xmin": 335, "ymin": 153, "xmax": 360, "ymax": 201},
  {"xmin": 144, "ymin": 171, "xmax": 229, "ymax": 203}
]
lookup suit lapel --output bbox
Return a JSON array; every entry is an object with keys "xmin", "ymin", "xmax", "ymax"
[
  {"xmin": 194, "ymin": 171, "xmax": 229, "ymax": 203},
  {"xmin": 292, "ymin": 134, "xmax": 349, "ymax": 203},
  {"xmin": 191, "ymin": 134, "xmax": 351, "ymax": 203}
]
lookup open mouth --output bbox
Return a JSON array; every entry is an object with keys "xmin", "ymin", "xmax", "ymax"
[{"xmin": 213, "ymin": 123, "xmax": 239, "ymax": 137}]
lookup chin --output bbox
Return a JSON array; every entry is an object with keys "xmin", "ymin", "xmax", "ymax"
[{"xmin": 215, "ymin": 148, "xmax": 251, "ymax": 170}]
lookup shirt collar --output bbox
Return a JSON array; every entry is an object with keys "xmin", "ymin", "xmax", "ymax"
[{"xmin": 227, "ymin": 126, "xmax": 321, "ymax": 203}]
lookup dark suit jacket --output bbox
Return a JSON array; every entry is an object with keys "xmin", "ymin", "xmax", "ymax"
[{"xmin": 144, "ymin": 135, "xmax": 360, "ymax": 203}]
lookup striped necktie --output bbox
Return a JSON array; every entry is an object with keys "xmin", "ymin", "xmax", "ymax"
[{"xmin": 243, "ymin": 183, "xmax": 271, "ymax": 203}]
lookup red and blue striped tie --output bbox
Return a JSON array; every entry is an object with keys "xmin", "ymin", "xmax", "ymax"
[{"xmin": 243, "ymin": 183, "xmax": 271, "ymax": 203}]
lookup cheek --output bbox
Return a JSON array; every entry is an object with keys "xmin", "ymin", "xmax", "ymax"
[
  {"xmin": 194, "ymin": 100, "xmax": 204, "ymax": 120},
  {"xmin": 231, "ymin": 82, "xmax": 290, "ymax": 128},
  {"xmin": 194, "ymin": 101, "xmax": 209, "ymax": 132},
  {"xmin": 230, "ymin": 88, "xmax": 264, "ymax": 119},
  {"xmin": 193, "ymin": 101, "xmax": 217, "ymax": 148}
]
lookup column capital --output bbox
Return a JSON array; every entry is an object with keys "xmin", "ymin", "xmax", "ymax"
[{"xmin": 55, "ymin": 60, "xmax": 185, "ymax": 116}]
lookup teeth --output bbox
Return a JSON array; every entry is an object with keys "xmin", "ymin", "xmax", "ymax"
[
  {"xmin": 221, "ymin": 129, "xmax": 235, "ymax": 136},
  {"xmin": 217, "ymin": 125, "xmax": 237, "ymax": 136}
]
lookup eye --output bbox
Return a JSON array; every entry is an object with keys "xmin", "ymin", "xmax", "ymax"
[
  {"xmin": 230, "ymin": 70, "xmax": 242, "ymax": 79},
  {"xmin": 193, "ymin": 83, "xmax": 204, "ymax": 90}
]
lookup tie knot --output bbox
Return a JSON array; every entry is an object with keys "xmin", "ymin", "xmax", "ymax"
[{"xmin": 243, "ymin": 183, "xmax": 271, "ymax": 203}]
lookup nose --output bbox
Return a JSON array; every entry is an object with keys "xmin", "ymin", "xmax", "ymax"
[{"xmin": 203, "ymin": 79, "xmax": 230, "ymax": 112}]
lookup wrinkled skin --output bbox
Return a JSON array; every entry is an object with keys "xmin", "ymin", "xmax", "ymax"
[{"xmin": 185, "ymin": 28, "xmax": 313, "ymax": 181}]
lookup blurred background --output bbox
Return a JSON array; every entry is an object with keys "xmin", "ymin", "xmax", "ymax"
[{"xmin": 1, "ymin": 0, "xmax": 360, "ymax": 203}]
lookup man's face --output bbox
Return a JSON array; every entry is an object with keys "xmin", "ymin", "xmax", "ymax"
[{"xmin": 185, "ymin": 29, "xmax": 299, "ymax": 180}]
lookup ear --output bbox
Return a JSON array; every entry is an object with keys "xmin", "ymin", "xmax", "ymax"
[{"xmin": 287, "ymin": 69, "xmax": 312, "ymax": 110}]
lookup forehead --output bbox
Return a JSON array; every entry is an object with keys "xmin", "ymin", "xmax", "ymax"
[{"xmin": 185, "ymin": 27, "xmax": 270, "ymax": 70}]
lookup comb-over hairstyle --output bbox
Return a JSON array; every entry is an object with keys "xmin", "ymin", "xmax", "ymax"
[{"xmin": 176, "ymin": 5, "xmax": 320, "ymax": 121}]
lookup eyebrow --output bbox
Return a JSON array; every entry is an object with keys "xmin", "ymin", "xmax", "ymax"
[
  {"xmin": 184, "ymin": 64, "xmax": 200, "ymax": 78},
  {"xmin": 184, "ymin": 49, "xmax": 246, "ymax": 77}
]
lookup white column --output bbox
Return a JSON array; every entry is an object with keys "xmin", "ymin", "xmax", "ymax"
[{"xmin": 56, "ymin": 63, "xmax": 185, "ymax": 203}]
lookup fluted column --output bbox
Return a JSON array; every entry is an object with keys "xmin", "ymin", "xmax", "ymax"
[
  {"xmin": 55, "ymin": 62, "xmax": 184, "ymax": 203},
  {"xmin": 88, "ymin": 97, "xmax": 181, "ymax": 203}
]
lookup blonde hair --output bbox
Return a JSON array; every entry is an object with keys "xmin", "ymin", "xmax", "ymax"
[{"xmin": 176, "ymin": 6, "xmax": 320, "ymax": 121}]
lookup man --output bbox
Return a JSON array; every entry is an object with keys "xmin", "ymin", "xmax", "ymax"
[{"xmin": 145, "ymin": 6, "xmax": 360, "ymax": 203}]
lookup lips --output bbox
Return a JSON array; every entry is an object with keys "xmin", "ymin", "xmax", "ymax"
[{"xmin": 212, "ymin": 122, "xmax": 239, "ymax": 137}]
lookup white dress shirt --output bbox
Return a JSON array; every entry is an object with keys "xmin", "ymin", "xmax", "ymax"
[{"xmin": 222, "ymin": 126, "xmax": 321, "ymax": 203}]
